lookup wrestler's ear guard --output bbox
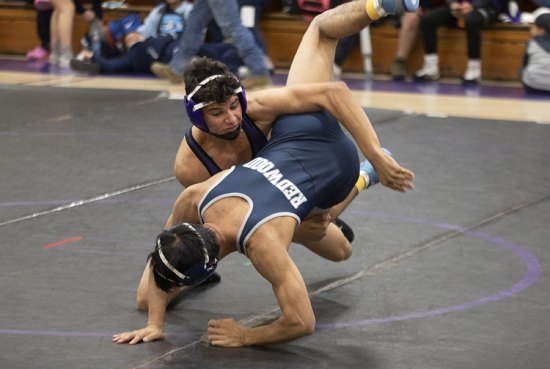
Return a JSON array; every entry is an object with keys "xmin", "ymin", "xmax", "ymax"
[{"xmin": 184, "ymin": 75, "xmax": 247, "ymax": 132}]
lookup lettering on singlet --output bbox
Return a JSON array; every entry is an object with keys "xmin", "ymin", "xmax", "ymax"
[{"xmin": 243, "ymin": 157, "xmax": 308, "ymax": 209}]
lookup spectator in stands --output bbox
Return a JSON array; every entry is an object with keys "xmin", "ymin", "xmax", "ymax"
[
  {"xmin": 70, "ymin": 0, "xmax": 245, "ymax": 76},
  {"xmin": 48, "ymin": 0, "xmax": 102, "ymax": 67},
  {"xmin": 414, "ymin": 0, "xmax": 508, "ymax": 84},
  {"xmin": 521, "ymin": 10, "xmax": 550, "ymax": 93},
  {"xmin": 26, "ymin": 1, "xmax": 53, "ymax": 61},
  {"xmin": 206, "ymin": 0, "xmax": 274, "ymax": 77},
  {"xmin": 330, "ymin": 1, "xmax": 440, "ymax": 81},
  {"xmin": 150, "ymin": 0, "xmax": 271, "ymax": 88},
  {"xmin": 70, "ymin": 0, "xmax": 192, "ymax": 73},
  {"xmin": 73, "ymin": 0, "xmax": 102, "ymax": 24},
  {"xmin": 27, "ymin": 0, "xmax": 101, "ymax": 62},
  {"xmin": 391, "ymin": 0, "xmax": 441, "ymax": 80},
  {"xmin": 332, "ymin": 33, "xmax": 360, "ymax": 78},
  {"xmin": 49, "ymin": 0, "xmax": 76, "ymax": 67}
]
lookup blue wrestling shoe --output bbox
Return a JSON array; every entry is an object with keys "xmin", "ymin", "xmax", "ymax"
[
  {"xmin": 376, "ymin": 0, "xmax": 419, "ymax": 15},
  {"xmin": 366, "ymin": 0, "xmax": 418, "ymax": 22},
  {"xmin": 360, "ymin": 148, "xmax": 392, "ymax": 188}
]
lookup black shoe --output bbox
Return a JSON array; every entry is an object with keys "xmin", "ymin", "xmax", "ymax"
[
  {"xmin": 70, "ymin": 58, "xmax": 100, "ymax": 74},
  {"xmin": 199, "ymin": 272, "xmax": 221, "ymax": 286},
  {"xmin": 333, "ymin": 217, "xmax": 354, "ymax": 243},
  {"xmin": 461, "ymin": 77, "xmax": 479, "ymax": 86},
  {"xmin": 391, "ymin": 59, "xmax": 406, "ymax": 81}
]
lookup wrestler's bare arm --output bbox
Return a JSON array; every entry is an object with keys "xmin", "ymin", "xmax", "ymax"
[
  {"xmin": 173, "ymin": 137, "xmax": 213, "ymax": 188},
  {"xmin": 114, "ymin": 177, "xmax": 222, "ymax": 345},
  {"xmin": 207, "ymin": 220, "xmax": 316, "ymax": 347},
  {"xmin": 166, "ymin": 174, "xmax": 224, "ymax": 228},
  {"xmin": 112, "ymin": 262, "xmax": 187, "ymax": 345}
]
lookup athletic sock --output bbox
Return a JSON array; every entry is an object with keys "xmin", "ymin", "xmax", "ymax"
[
  {"xmin": 355, "ymin": 175, "xmax": 367, "ymax": 193},
  {"xmin": 365, "ymin": 0, "xmax": 385, "ymax": 20}
]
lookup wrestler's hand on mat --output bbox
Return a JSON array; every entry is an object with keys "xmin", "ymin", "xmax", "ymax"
[
  {"xmin": 375, "ymin": 152, "xmax": 415, "ymax": 192},
  {"xmin": 112, "ymin": 324, "xmax": 164, "ymax": 345},
  {"xmin": 293, "ymin": 213, "xmax": 331, "ymax": 243},
  {"xmin": 207, "ymin": 318, "xmax": 246, "ymax": 347}
]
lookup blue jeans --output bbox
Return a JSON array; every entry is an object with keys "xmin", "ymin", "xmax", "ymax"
[
  {"xmin": 168, "ymin": 0, "xmax": 268, "ymax": 76},
  {"xmin": 531, "ymin": 0, "xmax": 550, "ymax": 6}
]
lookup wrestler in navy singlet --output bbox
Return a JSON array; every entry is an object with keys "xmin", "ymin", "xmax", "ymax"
[
  {"xmin": 198, "ymin": 111, "xmax": 359, "ymax": 256},
  {"xmin": 185, "ymin": 114, "xmax": 268, "ymax": 175}
]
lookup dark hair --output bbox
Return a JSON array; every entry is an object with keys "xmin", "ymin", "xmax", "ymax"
[
  {"xmin": 535, "ymin": 13, "xmax": 550, "ymax": 33},
  {"xmin": 148, "ymin": 223, "xmax": 219, "ymax": 292},
  {"xmin": 183, "ymin": 57, "xmax": 242, "ymax": 105}
]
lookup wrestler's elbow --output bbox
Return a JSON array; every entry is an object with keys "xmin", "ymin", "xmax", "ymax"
[
  {"xmin": 298, "ymin": 315, "xmax": 316, "ymax": 338},
  {"xmin": 328, "ymin": 80, "xmax": 349, "ymax": 95},
  {"xmin": 173, "ymin": 161, "xmax": 187, "ymax": 187},
  {"xmin": 283, "ymin": 312, "xmax": 316, "ymax": 339},
  {"xmin": 136, "ymin": 293, "xmax": 148, "ymax": 311},
  {"xmin": 325, "ymin": 81, "xmax": 351, "ymax": 106}
]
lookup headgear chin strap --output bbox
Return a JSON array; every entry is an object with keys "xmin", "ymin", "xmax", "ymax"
[
  {"xmin": 184, "ymin": 74, "xmax": 247, "ymax": 132},
  {"xmin": 156, "ymin": 223, "xmax": 218, "ymax": 287}
]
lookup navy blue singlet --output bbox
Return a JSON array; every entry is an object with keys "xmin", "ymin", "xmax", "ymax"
[
  {"xmin": 198, "ymin": 111, "xmax": 359, "ymax": 256},
  {"xmin": 185, "ymin": 114, "xmax": 268, "ymax": 176}
]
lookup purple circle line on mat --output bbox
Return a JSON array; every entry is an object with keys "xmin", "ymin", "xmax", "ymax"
[
  {"xmin": 316, "ymin": 213, "xmax": 541, "ymax": 330},
  {"xmin": 0, "ymin": 215, "xmax": 541, "ymax": 337}
]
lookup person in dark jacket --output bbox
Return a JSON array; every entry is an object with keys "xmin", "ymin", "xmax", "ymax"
[
  {"xmin": 413, "ymin": 0, "xmax": 508, "ymax": 84},
  {"xmin": 521, "ymin": 11, "xmax": 550, "ymax": 93}
]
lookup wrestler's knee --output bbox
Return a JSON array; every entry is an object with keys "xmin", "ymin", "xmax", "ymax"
[
  {"xmin": 329, "ymin": 241, "xmax": 352, "ymax": 262},
  {"xmin": 338, "ymin": 242, "xmax": 353, "ymax": 261}
]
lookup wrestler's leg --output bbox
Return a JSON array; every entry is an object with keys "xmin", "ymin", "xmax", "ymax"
[
  {"xmin": 287, "ymin": 0, "xmax": 373, "ymax": 85},
  {"xmin": 287, "ymin": 0, "xmax": 418, "ymax": 85},
  {"xmin": 300, "ymin": 223, "xmax": 352, "ymax": 262},
  {"xmin": 294, "ymin": 146, "xmax": 392, "ymax": 257},
  {"xmin": 328, "ymin": 147, "xmax": 390, "ymax": 218}
]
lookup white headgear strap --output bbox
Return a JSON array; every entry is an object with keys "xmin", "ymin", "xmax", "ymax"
[
  {"xmin": 156, "ymin": 222, "xmax": 211, "ymax": 280},
  {"xmin": 187, "ymin": 75, "xmax": 243, "ymax": 112}
]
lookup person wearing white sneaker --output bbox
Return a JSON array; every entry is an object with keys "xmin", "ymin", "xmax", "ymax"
[
  {"xmin": 113, "ymin": 0, "xmax": 416, "ymax": 347},
  {"xmin": 463, "ymin": 58, "xmax": 481, "ymax": 84},
  {"xmin": 414, "ymin": 53, "xmax": 440, "ymax": 81},
  {"xmin": 414, "ymin": 0, "xmax": 508, "ymax": 84},
  {"xmin": 49, "ymin": 0, "xmax": 75, "ymax": 67}
]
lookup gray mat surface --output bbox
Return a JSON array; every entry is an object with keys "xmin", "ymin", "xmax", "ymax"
[{"xmin": 1, "ymin": 86, "xmax": 549, "ymax": 369}]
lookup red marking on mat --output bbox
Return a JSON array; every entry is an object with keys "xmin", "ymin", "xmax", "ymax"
[{"xmin": 43, "ymin": 236, "xmax": 83, "ymax": 249}]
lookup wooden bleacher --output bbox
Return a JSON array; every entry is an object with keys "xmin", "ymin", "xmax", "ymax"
[
  {"xmin": 259, "ymin": 11, "xmax": 531, "ymax": 80},
  {"xmin": 0, "ymin": 0, "xmax": 533, "ymax": 81}
]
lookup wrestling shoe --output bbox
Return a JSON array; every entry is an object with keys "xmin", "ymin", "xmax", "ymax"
[
  {"xmin": 199, "ymin": 271, "xmax": 221, "ymax": 286},
  {"xmin": 151, "ymin": 62, "xmax": 184, "ymax": 84},
  {"xmin": 360, "ymin": 148, "xmax": 392, "ymax": 188},
  {"xmin": 70, "ymin": 58, "xmax": 100, "ymax": 74},
  {"xmin": 366, "ymin": 0, "xmax": 419, "ymax": 19},
  {"xmin": 333, "ymin": 217, "xmax": 355, "ymax": 243}
]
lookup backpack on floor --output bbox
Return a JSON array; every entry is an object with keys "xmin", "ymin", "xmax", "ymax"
[{"xmin": 106, "ymin": 14, "xmax": 142, "ymax": 54}]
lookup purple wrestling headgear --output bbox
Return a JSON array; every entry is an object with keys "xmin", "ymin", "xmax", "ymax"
[
  {"xmin": 156, "ymin": 223, "xmax": 218, "ymax": 287},
  {"xmin": 184, "ymin": 74, "xmax": 247, "ymax": 132}
]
